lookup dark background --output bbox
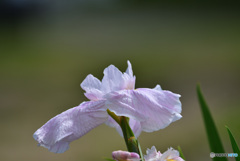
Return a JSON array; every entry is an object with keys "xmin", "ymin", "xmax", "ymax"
[{"xmin": 0, "ymin": 1, "xmax": 240, "ymax": 161}]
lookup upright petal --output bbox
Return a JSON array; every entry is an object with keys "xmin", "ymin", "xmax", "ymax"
[
  {"xmin": 144, "ymin": 146, "xmax": 162, "ymax": 161},
  {"xmin": 33, "ymin": 101, "xmax": 108, "ymax": 153},
  {"xmin": 125, "ymin": 60, "xmax": 133, "ymax": 77},
  {"xmin": 160, "ymin": 147, "xmax": 184, "ymax": 161},
  {"xmin": 101, "ymin": 64, "xmax": 125, "ymax": 93},
  {"xmin": 123, "ymin": 61, "xmax": 136, "ymax": 90},
  {"xmin": 153, "ymin": 84, "xmax": 162, "ymax": 91},
  {"xmin": 81, "ymin": 74, "xmax": 104, "ymax": 100},
  {"xmin": 101, "ymin": 61, "xmax": 136, "ymax": 93},
  {"xmin": 105, "ymin": 88, "xmax": 182, "ymax": 133}
]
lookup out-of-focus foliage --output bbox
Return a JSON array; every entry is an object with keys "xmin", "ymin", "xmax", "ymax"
[
  {"xmin": 226, "ymin": 126, "xmax": 240, "ymax": 161},
  {"xmin": 197, "ymin": 85, "xmax": 227, "ymax": 161},
  {"xmin": 178, "ymin": 146, "xmax": 185, "ymax": 160}
]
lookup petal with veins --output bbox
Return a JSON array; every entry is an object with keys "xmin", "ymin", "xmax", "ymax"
[
  {"xmin": 105, "ymin": 88, "xmax": 182, "ymax": 133},
  {"xmin": 101, "ymin": 61, "xmax": 136, "ymax": 94},
  {"xmin": 33, "ymin": 101, "xmax": 108, "ymax": 153},
  {"xmin": 102, "ymin": 64, "xmax": 125, "ymax": 93},
  {"xmin": 81, "ymin": 74, "xmax": 103, "ymax": 100},
  {"xmin": 160, "ymin": 147, "xmax": 184, "ymax": 161},
  {"xmin": 144, "ymin": 146, "xmax": 162, "ymax": 161}
]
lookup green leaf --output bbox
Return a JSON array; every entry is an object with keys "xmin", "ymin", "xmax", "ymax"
[
  {"xmin": 197, "ymin": 85, "xmax": 227, "ymax": 161},
  {"xmin": 226, "ymin": 126, "xmax": 240, "ymax": 161},
  {"xmin": 178, "ymin": 146, "xmax": 185, "ymax": 160}
]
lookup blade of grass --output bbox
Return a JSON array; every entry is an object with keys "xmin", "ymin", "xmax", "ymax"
[
  {"xmin": 226, "ymin": 126, "xmax": 240, "ymax": 161},
  {"xmin": 197, "ymin": 84, "xmax": 227, "ymax": 161},
  {"xmin": 178, "ymin": 146, "xmax": 185, "ymax": 160}
]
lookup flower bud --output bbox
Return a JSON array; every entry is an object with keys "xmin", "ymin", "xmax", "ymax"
[{"xmin": 112, "ymin": 150, "xmax": 140, "ymax": 161}]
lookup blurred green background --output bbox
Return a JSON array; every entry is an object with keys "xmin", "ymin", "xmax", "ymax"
[{"xmin": 0, "ymin": 1, "xmax": 240, "ymax": 161}]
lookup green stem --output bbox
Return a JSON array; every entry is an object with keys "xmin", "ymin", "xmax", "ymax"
[
  {"xmin": 107, "ymin": 109, "xmax": 144, "ymax": 161},
  {"xmin": 138, "ymin": 141, "xmax": 144, "ymax": 161},
  {"xmin": 107, "ymin": 109, "xmax": 120, "ymax": 124},
  {"xmin": 119, "ymin": 116, "xmax": 139, "ymax": 153}
]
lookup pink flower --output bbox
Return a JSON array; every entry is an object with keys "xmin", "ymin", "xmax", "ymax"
[
  {"xmin": 144, "ymin": 146, "xmax": 162, "ymax": 161},
  {"xmin": 159, "ymin": 147, "xmax": 184, "ymax": 161},
  {"xmin": 112, "ymin": 146, "xmax": 184, "ymax": 161},
  {"xmin": 33, "ymin": 61, "xmax": 182, "ymax": 153},
  {"xmin": 112, "ymin": 150, "xmax": 140, "ymax": 161},
  {"xmin": 144, "ymin": 146, "xmax": 184, "ymax": 161}
]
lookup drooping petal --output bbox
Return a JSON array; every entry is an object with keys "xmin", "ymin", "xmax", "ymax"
[
  {"xmin": 129, "ymin": 119, "xmax": 142, "ymax": 137},
  {"xmin": 154, "ymin": 86, "xmax": 182, "ymax": 122},
  {"xmin": 160, "ymin": 147, "xmax": 184, "ymax": 161},
  {"xmin": 112, "ymin": 150, "xmax": 140, "ymax": 161},
  {"xmin": 105, "ymin": 88, "xmax": 182, "ymax": 133},
  {"xmin": 33, "ymin": 101, "xmax": 108, "ymax": 153},
  {"xmin": 105, "ymin": 90, "xmax": 145, "ymax": 123},
  {"xmin": 144, "ymin": 146, "xmax": 162, "ymax": 161},
  {"xmin": 153, "ymin": 84, "xmax": 181, "ymax": 113},
  {"xmin": 81, "ymin": 74, "xmax": 104, "ymax": 100}
]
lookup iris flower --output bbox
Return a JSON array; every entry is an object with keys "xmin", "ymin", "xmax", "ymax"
[
  {"xmin": 112, "ymin": 146, "xmax": 184, "ymax": 161},
  {"xmin": 144, "ymin": 146, "xmax": 184, "ymax": 161},
  {"xmin": 33, "ymin": 61, "xmax": 182, "ymax": 153}
]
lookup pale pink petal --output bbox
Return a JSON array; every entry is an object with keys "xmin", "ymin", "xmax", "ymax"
[
  {"xmin": 129, "ymin": 119, "xmax": 142, "ymax": 137},
  {"xmin": 153, "ymin": 84, "xmax": 162, "ymax": 91},
  {"xmin": 112, "ymin": 150, "xmax": 140, "ymax": 161},
  {"xmin": 105, "ymin": 90, "xmax": 145, "ymax": 123},
  {"xmin": 154, "ymin": 87, "xmax": 182, "ymax": 122},
  {"xmin": 101, "ymin": 61, "xmax": 136, "ymax": 93},
  {"xmin": 144, "ymin": 146, "xmax": 162, "ymax": 161},
  {"xmin": 172, "ymin": 157, "xmax": 185, "ymax": 161},
  {"xmin": 125, "ymin": 60, "xmax": 133, "ymax": 77},
  {"xmin": 33, "ymin": 101, "xmax": 108, "ymax": 153},
  {"xmin": 101, "ymin": 64, "xmax": 125, "ymax": 93},
  {"xmin": 160, "ymin": 147, "xmax": 184, "ymax": 161},
  {"xmin": 123, "ymin": 61, "xmax": 136, "ymax": 90},
  {"xmin": 81, "ymin": 74, "xmax": 104, "ymax": 100},
  {"xmin": 153, "ymin": 84, "xmax": 181, "ymax": 114},
  {"xmin": 105, "ymin": 88, "xmax": 182, "ymax": 133}
]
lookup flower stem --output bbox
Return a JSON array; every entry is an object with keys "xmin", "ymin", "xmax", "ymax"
[
  {"xmin": 119, "ymin": 116, "xmax": 139, "ymax": 154},
  {"xmin": 107, "ymin": 110, "xmax": 144, "ymax": 160},
  {"xmin": 137, "ymin": 141, "xmax": 144, "ymax": 161},
  {"xmin": 107, "ymin": 109, "xmax": 120, "ymax": 124}
]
